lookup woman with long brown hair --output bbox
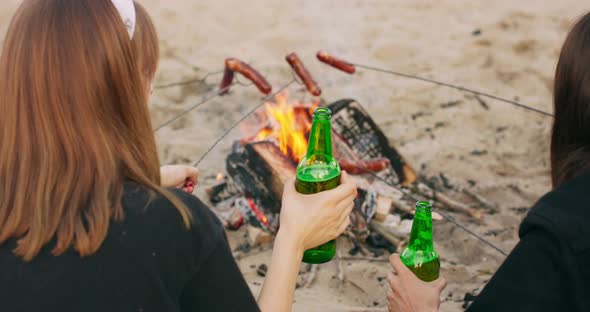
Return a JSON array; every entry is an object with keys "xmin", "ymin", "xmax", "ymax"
[
  {"xmin": 385, "ymin": 11, "xmax": 590, "ymax": 312},
  {"xmin": 0, "ymin": 1, "xmax": 357, "ymax": 311}
]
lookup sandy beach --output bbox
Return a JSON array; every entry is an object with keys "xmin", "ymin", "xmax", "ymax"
[{"xmin": 1, "ymin": 0, "xmax": 589, "ymax": 311}]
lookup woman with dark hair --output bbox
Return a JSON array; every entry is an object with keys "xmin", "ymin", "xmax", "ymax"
[
  {"xmin": 386, "ymin": 11, "xmax": 590, "ymax": 312},
  {"xmin": 0, "ymin": 1, "xmax": 357, "ymax": 311}
]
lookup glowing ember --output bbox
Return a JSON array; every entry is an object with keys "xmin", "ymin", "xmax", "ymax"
[{"xmin": 254, "ymin": 90, "xmax": 318, "ymax": 162}]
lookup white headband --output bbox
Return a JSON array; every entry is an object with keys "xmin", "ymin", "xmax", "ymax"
[{"xmin": 111, "ymin": 0, "xmax": 136, "ymax": 38}]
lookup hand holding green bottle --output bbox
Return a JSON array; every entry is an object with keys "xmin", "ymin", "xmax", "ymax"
[
  {"xmin": 385, "ymin": 202, "xmax": 446, "ymax": 311},
  {"xmin": 295, "ymin": 107, "xmax": 345, "ymax": 263},
  {"xmin": 387, "ymin": 254, "xmax": 447, "ymax": 312},
  {"xmin": 278, "ymin": 172, "xmax": 357, "ymax": 256},
  {"xmin": 400, "ymin": 201, "xmax": 440, "ymax": 281}
]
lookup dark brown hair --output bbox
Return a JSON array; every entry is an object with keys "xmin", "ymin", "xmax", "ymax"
[
  {"xmin": 0, "ymin": 0, "xmax": 190, "ymax": 261},
  {"xmin": 551, "ymin": 11, "xmax": 590, "ymax": 187}
]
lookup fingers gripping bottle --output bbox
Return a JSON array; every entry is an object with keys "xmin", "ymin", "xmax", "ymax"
[
  {"xmin": 400, "ymin": 201, "xmax": 440, "ymax": 281},
  {"xmin": 295, "ymin": 107, "xmax": 341, "ymax": 264}
]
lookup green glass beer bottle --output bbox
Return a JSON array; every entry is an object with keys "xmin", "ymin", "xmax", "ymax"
[
  {"xmin": 295, "ymin": 107, "xmax": 341, "ymax": 264},
  {"xmin": 400, "ymin": 201, "xmax": 440, "ymax": 282}
]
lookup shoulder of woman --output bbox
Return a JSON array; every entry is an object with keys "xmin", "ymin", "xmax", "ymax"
[{"xmin": 520, "ymin": 173, "xmax": 590, "ymax": 254}]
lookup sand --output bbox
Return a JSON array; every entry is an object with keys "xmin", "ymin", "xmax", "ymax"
[{"xmin": 1, "ymin": 1, "xmax": 589, "ymax": 311}]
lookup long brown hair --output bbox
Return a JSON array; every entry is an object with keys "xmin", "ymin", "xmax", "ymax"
[
  {"xmin": 0, "ymin": 0, "xmax": 190, "ymax": 261},
  {"xmin": 551, "ymin": 11, "xmax": 590, "ymax": 187}
]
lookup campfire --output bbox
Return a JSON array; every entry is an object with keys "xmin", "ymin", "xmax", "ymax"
[
  {"xmin": 207, "ymin": 90, "xmax": 457, "ymax": 256},
  {"xmin": 208, "ymin": 90, "xmax": 488, "ymax": 262}
]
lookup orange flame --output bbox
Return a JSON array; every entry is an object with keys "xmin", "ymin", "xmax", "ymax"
[{"xmin": 254, "ymin": 90, "xmax": 318, "ymax": 162}]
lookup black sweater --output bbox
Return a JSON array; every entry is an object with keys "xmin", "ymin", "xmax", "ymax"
[
  {"xmin": 0, "ymin": 182, "xmax": 261, "ymax": 312},
  {"xmin": 468, "ymin": 173, "xmax": 590, "ymax": 311}
]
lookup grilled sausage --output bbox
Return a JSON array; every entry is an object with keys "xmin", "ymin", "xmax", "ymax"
[
  {"xmin": 317, "ymin": 50, "xmax": 356, "ymax": 74},
  {"xmin": 286, "ymin": 52, "xmax": 322, "ymax": 96}
]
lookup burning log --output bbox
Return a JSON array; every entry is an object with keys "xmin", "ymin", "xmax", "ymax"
[
  {"xmin": 245, "ymin": 142, "xmax": 296, "ymax": 212},
  {"xmin": 226, "ymin": 151, "xmax": 278, "ymax": 212}
]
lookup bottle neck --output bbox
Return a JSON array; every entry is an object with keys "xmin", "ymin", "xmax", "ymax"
[
  {"xmin": 306, "ymin": 113, "xmax": 333, "ymax": 157},
  {"xmin": 407, "ymin": 201, "xmax": 435, "ymax": 250}
]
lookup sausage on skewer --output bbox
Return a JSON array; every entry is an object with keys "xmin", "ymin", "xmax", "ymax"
[
  {"xmin": 316, "ymin": 50, "xmax": 356, "ymax": 74},
  {"xmin": 285, "ymin": 52, "xmax": 322, "ymax": 96},
  {"xmin": 220, "ymin": 58, "xmax": 272, "ymax": 95},
  {"xmin": 339, "ymin": 158, "xmax": 391, "ymax": 175}
]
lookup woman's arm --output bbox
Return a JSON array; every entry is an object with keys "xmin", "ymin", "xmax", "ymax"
[
  {"xmin": 257, "ymin": 232, "xmax": 304, "ymax": 312},
  {"xmin": 258, "ymin": 173, "xmax": 357, "ymax": 312}
]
